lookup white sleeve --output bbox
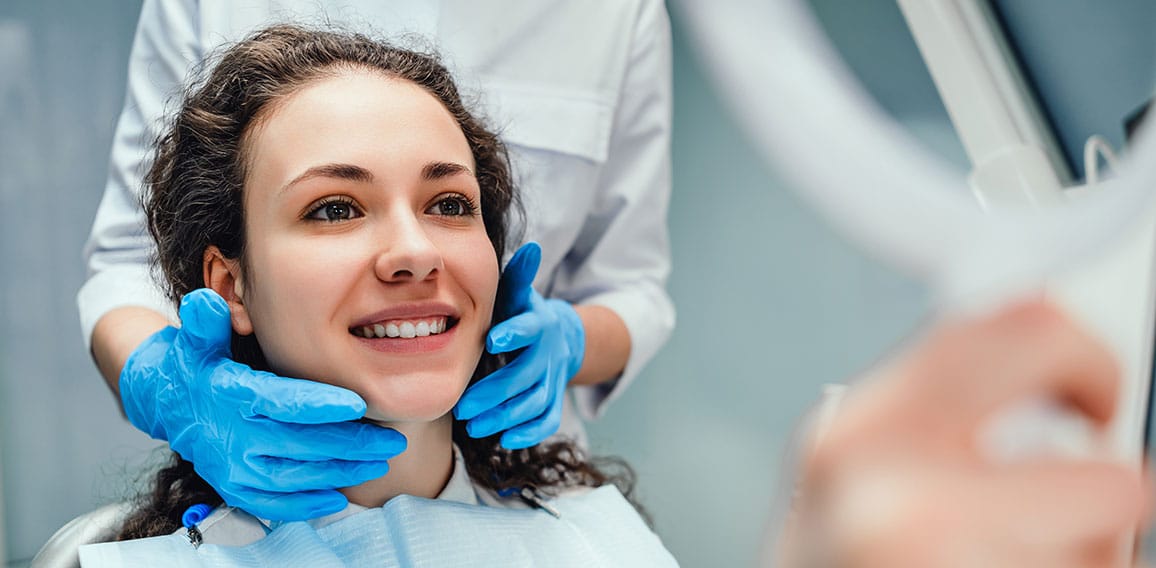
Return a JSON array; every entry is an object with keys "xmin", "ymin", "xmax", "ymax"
[
  {"xmin": 77, "ymin": 0, "xmax": 202, "ymax": 348},
  {"xmin": 559, "ymin": 0, "xmax": 675, "ymax": 420}
]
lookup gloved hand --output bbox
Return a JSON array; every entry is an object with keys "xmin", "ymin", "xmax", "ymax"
[
  {"xmin": 120, "ymin": 288, "xmax": 407, "ymax": 521},
  {"xmin": 453, "ymin": 242, "xmax": 586, "ymax": 449}
]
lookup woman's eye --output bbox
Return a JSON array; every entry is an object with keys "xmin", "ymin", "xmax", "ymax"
[
  {"xmin": 429, "ymin": 196, "xmax": 476, "ymax": 217},
  {"xmin": 306, "ymin": 199, "xmax": 362, "ymax": 222}
]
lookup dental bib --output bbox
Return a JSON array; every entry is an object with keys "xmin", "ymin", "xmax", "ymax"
[{"xmin": 78, "ymin": 486, "xmax": 678, "ymax": 567}]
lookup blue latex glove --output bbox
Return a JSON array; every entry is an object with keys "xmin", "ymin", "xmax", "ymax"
[
  {"xmin": 454, "ymin": 243, "xmax": 586, "ymax": 449},
  {"xmin": 120, "ymin": 288, "xmax": 407, "ymax": 521}
]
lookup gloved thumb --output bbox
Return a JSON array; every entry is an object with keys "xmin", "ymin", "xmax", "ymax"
[
  {"xmin": 175, "ymin": 288, "xmax": 235, "ymax": 355},
  {"xmin": 496, "ymin": 242, "xmax": 542, "ymax": 319}
]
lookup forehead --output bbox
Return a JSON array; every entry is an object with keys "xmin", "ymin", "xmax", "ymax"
[{"xmin": 242, "ymin": 70, "xmax": 475, "ymax": 178}]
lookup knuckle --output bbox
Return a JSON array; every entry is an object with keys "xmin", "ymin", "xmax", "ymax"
[
  {"xmin": 530, "ymin": 385, "xmax": 551, "ymax": 408},
  {"xmin": 1000, "ymin": 299, "xmax": 1068, "ymax": 331},
  {"xmin": 544, "ymin": 408, "xmax": 562, "ymax": 431}
]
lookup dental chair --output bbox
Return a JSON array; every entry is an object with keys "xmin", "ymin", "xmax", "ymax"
[{"xmin": 31, "ymin": 502, "xmax": 132, "ymax": 568}]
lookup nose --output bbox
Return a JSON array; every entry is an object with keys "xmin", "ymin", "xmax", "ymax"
[{"xmin": 374, "ymin": 214, "xmax": 444, "ymax": 283}]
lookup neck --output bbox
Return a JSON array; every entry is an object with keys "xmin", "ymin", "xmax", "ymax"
[{"xmin": 338, "ymin": 414, "xmax": 455, "ymax": 508}]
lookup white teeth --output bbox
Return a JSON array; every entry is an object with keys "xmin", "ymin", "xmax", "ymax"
[{"xmin": 354, "ymin": 317, "xmax": 449, "ymax": 339}]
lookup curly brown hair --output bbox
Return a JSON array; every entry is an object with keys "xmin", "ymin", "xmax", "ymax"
[{"xmin": 119, "ymin": 24, "xmax": 637, "ymax": 540}]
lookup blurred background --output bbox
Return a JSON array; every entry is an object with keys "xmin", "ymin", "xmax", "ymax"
[{"xmin": 0, "ymin": 1, "xmax": 1150, "ymax": 566}]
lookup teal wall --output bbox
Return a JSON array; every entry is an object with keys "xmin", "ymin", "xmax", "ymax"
[{"xmin": 994, "ymin": 0, "xmax": 1156, "ymax": 179}]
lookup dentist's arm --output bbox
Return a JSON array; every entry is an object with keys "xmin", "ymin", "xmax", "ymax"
[
  {"xmin": 569, "ymin": 305, "xmax": 631, "ymax": 387},
  {"xmin": 91, "ymin": 306, "xmax": 168, "ymax": 397}
]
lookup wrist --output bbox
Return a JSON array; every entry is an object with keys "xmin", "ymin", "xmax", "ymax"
[
  {"xmin": 118, "ymin": 327, "xmax": 175, "ymax": 441},
  {"xmin": 556, "ymin": 300, "xmax": 586, "ymax": 379},
  {"xmin": 91, "ymin": 306, "xmax": 172, "ymax": 397},
  {"xmin": 569, "ymin": 304, "xmax": 629, "ymax": 386}
]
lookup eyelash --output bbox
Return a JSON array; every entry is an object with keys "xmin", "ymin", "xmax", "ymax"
[
  {"xmin": 429, "ymin": 194, "xmax": 480, "ymax": 217},
  {"xmin": 305, "ymin": 196, "xmax": 362, "ymax": 223},
  {"xmin": 303, "ymin": 194, "xmax": 479, "ymax": 223}
]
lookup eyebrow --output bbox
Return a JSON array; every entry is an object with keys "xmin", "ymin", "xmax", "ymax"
[
  {"xmin": 280, "ymin": 161, "xmax": 475, "ymax": 194},
  {"xmin": 281, "ymin": 163, "xmax": 374, "ymax": 194},
  {"xmin": 422, "ymin": 161, "xmax": 475, "ymax": 180}
]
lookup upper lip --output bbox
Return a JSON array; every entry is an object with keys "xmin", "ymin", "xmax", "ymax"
[{"xmin": 349, "ymin": 302, "xmax": 460, "ymax": 328}]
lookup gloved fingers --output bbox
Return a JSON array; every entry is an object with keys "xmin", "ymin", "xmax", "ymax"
[
  {"xmin": 246, "ymin": 421, "xmax": 408, "ymax": 462},
  {"xmin": 486, "ymin": 311, "xmax": 546, "ymax": 353},
  {"xmin": 214, "ymin": 361, "xmax": 368, "ymax": 423},
  {"xmin": 238, "ymin": 456, "xmax": 394, "ymax": 493},
  {"xmin": 174, "ymin": 288, "xmax": 235, "ymax": 356},
  {"xmin": 499, "ymin": 380, "xmax": 566, "ymax": 450},
  {"xmin": 454, "ymin": 347, "xmax": 546, "ymax": 420},
  {"xmin": 495, "ymin": 242, "xmax": 542, "ymax": 319},
  {"xmin": 217, "ymin": 486, "xmax": 350, "ymax": 522},
  {"xmin": 464, "ymin": 383, "xmax": 552, "ymax": 439}
]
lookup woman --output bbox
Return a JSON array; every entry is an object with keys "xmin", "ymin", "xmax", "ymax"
[{"xmin": 86, "ymin": 24, "xmax": 672, "ymax": 563}]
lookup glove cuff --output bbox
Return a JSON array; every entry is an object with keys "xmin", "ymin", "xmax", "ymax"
[
  {"xmin": 119, "ymin": 330, "xmax": 173, "ymax": 441},
  {"xmin": 554, "ymin": 300, "xmax": 586, "ymax": 380}
]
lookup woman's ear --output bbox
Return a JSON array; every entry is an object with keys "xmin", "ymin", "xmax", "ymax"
[{"xmin": 203, "ymin": 246, "xmax": 254, "ymax": 336}]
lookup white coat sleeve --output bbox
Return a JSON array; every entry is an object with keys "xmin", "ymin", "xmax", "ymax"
[
  {"xmin": 559, "ymin": 0, "xmax": 675, "ymax": 420},
  {"xmin": 77, "ymin": 0, "xmax": 202, "ymax": 349}
]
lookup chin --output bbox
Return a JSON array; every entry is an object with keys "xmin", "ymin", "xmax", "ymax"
[
  {"xmin": 364, "ymin": 402, "xmax": 457, "ymax": 423},
  {"xmin": 359, "ymin": 378, "xmax": 467, "ymax": 423}
]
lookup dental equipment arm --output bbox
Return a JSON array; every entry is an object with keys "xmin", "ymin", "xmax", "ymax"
[{"xmin": 120, "ymin": 289, "xmax": 408, "ymax": 521}]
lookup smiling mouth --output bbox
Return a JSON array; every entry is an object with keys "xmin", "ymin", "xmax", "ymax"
[{"xmin": 350, "ymin": 316, "xmax": 457, "ymax": 339}]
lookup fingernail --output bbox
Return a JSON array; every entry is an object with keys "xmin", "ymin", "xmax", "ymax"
[
  {"xmin": 467, "ymin": 419, "xmax": 492, "ymax": 438},
  {"xmin": 361, "ymin": 462, "xmax": 391, "ymax": 479},
  {"xmin": 501, "ymin": 434, "xmax": 530, "ymax": 450},
  {"xmin": 453, "ymin": 403, "xmax": 472, "ymax": 420},
  {"xmin": 308, "ymin": 495, "xmax": 349, "ymax": 519}
]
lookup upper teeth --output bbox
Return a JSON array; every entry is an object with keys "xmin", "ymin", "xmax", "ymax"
[{"xmin": 355, "ymin": 317, "xmax": 448, "ymax": 339}]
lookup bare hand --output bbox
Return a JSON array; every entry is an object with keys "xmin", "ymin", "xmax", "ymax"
[{"xmin": 794, "ymin": 301, "xmax": 1149, "ymax": 568}]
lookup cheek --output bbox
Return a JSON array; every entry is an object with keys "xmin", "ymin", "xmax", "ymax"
[
  {"xmin": 242, "ymin": 243, "xmax": 361, "ymax": 374},
  {"xmin": 467, "ymin": 246, "xmax": 500, "ymax": 318}
]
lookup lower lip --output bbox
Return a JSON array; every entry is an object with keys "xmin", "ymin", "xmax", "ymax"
[{"xmin": 352, "ymin": 324, "xmax": 457, "ymax": 353}]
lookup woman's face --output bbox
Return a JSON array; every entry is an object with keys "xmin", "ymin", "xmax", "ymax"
[{"xmin": 218, "ymin": 70, "xmax": 499, "ymax": 423}]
